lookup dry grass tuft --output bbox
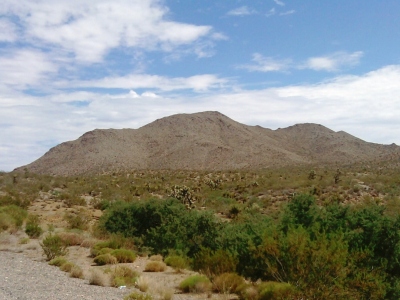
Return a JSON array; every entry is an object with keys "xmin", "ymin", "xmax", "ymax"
[
  {"xmin": 212, "ymin": 272, "xmax": 245, "ymax": 294},
  {"xmin": 136, "ymin": 276, "xmax": 150, "ymax": 292},
  {"xmin": 59, "ymin": 261, "xmax": 75, "ymax": 272},
  {"xmin": 158, "ymin": 287, "xmax": 174, "ymax": 300},
  {"xmin": 94, "ymin": 253, "xmax": 118, "ymax": 265},
  {"xmin": 144, "ymin": 261, "xmax": 167, "ymax": 272},
  {"xmin": 149, "ymin": 254, "xmax": 163, "ymax": 261},
  {"xmin": 70, "ymin": 265, "xmax": 84, "ymax": 279},
  {"xmin": 80, "ymin": 238, "xmax": 97, "ymax": 248},
  {"xmin": 111, "ymin": 265, "xmax": 138, "ymax": 287},
  {"xmin": 88, "ymin": 269, "xmax": 110, "ymax": 287},
  {"xmin": 58, "ymin": 232, "xmax": 85, "ymax": 246}
]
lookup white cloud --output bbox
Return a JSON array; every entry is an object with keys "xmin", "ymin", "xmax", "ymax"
[
  {"xmin": 0, "ymin": 18, "xmax": 17, "ymax": 42},
  {"xmin": 273, "ymin": 0, "xmax": 285, "ymax": 6},
  {"xmin": 0, "ymin": 49, "xmax": 58, "ymax": 89},
  {"xmin": 71, "ymin": 74, "xmax": 228, "ymax": 92},
  {"xmin": 211, "ymin": 32, "xmax": 229, "ymax": 41},
  {"xmin": 1, "ymin": 0, "xmax": 213, "ymax": 63},
  {"xmin": 3, "ymin": 65, "xmax": 400, "ymax": 171},
  {"xmin": 302, "ymin": 51, "xmax": 363, "ymax": 72},
  {"xmin": 238, "ymin": 53, "xmax": 291, "ymax": 72},
  {"xmin": 227, "ymin": 6, "xmax": 256, "ymax": 16},
  {"xmin": 280, "ymin": 10, "xmax": 295, "ymax": 16},
  {"xmin": 141, "ymin": 92, "xmax": 159, "ymax": 98},
  {"xmin": 242, "ymin": 51, "xmax": 363, "ymax": 73},
  {"xmin": 266, "ymin": 8, "xmax": 276, "ymax": 17}
]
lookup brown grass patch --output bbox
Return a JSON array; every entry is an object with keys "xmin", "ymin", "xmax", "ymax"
[
  {"xmin": 144, "ymin": 261, "xmax": 167, "ymax": 272},
  {"xmin": 136, "ymin": 276, "xmax": 150, "ymax": 292},
  {"xmin": 149, "ymin": 254, "xmax": 163, "ymax": 261},
  {"xmin": 70, "ymin": 265, "xmax": 84, "ymax": 279},
  {"xmin": 88, "ymin": 269, "xmax": 110, "ymax": 287},
  {"xmin": 58, "ymin": 232, "xmax": 85, "ymax": 246}
]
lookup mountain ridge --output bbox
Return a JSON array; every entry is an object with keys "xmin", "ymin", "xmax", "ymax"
[{"xmin": 15, "ymin": 111, "xmax": 400, "ymax": 175}]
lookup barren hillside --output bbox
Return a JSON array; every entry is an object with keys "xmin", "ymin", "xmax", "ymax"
[{"xmin": 15, "ymin": 111, "xmax": 400, "ymax": 175}]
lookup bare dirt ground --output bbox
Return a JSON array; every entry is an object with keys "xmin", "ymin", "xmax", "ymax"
[{"xmin": 0, "ymin": 249, "xmax": 129, "ymax": 300}]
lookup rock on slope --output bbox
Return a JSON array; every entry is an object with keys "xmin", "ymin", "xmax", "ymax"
[{"xmin": 15, "ymin": 111, "xmax": 400, "ymax": 175}]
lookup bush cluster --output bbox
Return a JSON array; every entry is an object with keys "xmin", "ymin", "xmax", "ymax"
[
  {"xmin": 0, "ymin": 205, "xmax": 27, "ymax": 232},
  {"xmin": 100, "ymin": 195, "xmax": 400, "ymax": 298}
]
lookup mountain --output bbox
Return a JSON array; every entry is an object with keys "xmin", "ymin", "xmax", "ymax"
[{"xmin": 15, "ymin": 111, "xmax": 400, "ymax": 175}]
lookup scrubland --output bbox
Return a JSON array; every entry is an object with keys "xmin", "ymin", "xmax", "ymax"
[{"xmin": 2, "ymin": 162, "xmax": 400, "ymax": 299}]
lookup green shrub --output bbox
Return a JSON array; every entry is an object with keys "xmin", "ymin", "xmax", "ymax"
[
  {"xmin": 90, "ymin": 235, "xmax": 135, "ymax": 257},
  {"xmin": 164, "ymin": 255, "xmax": 189, "ymax": 271},
  {"xmin": 101, "ymin": 199, "xmax": 221, "ymax": 256},
  {"xmin": 25, "ymin": 215, "xmax": 43, "ymax": 238},
  {"xmin": 193, "ymin": 248, "xmax": 237, "ymax": 277},
  {"xmin": 0, "ymin": 212, "xmax": 14, "ymax": 232},
  {"xmin": 94, "ymin": 253, "xmax": 118, "ymax": 265},
  {"xmin": 179, "ymin": 274, "xmax": 212, "ymax": 293},
  {"xmin": 19, "ymin": 237, "xmax": 29, "ymax": 244},
  {"xmin": 64, "ymin": 209, "xmax": 90, "ymax": 230},
  {"xmin": 49, "ymin": 257, "xmax": 67, "ymax": 267},
  {"xmin": 258, "ymin": 282, "xmax": 296, "ymax": 300},
  {"xmin": 238, "ymin": 284, "xmax": 259, "ymax": 300},
  {"xmin": 62, "ymin": 193, "xmax": 86, "ymax": 207},
  {"xmin": 91, "ymin": 241, "xmax": 119, "ymax": 257},
  {"xmin": 111, "ymin": 266, "xmax": 138, "ymax": 287},
  {"xmin": 212, "ymin": 272, "xmax": 245, "ymax": 294},
  {"xmin": 0, "ymin": 205, "xmax": 27, "ymax": 231},
  {"xmin": 98, "ymin": 247, "xmax": 114, "ymax": 255},
  {"xmin": 91, "ymin": 198, "xmax": 112, "ymax": 210},
  {"xmin": 59, "ymin": 261, "xmax": 75, "ymax": 272},
  {"xmin": 40, "ymin": 234, "xmax": 68, "ymax": 261},
  {"xmin": 0, "ymin": 194, "xmax": 30, "ymax": 208},
  {"xmin": 110, "ymin": 248, "xmax": 136, "ymax": 263}
]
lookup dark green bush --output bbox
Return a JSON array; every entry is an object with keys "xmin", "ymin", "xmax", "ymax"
[
  {"xmin": 101, "ymin": 199, "xmax": 221, "ymax": 256},
  {"xmin": 97, "ymin": 193, "xmax": 400, "ymax": 298}
]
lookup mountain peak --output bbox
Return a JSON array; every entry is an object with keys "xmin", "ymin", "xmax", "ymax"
[{"xmin": 15, "ymin": 111, "xmax": 400, "ymax": 175}]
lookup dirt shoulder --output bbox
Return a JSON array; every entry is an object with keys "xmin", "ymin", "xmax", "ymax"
[{"xmin": 0, "ymin": 250, "xmax": 129, "ymax": 300}]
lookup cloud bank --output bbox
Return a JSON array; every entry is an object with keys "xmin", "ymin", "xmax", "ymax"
[
  {"xmin": 0, "ymin": 0, "xmax": 398, "ymax": 172},
  {"xmin": 2, "ymin": 65, "xmax": 400, "ymax": 171}
]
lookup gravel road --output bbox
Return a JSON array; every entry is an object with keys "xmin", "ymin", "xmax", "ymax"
[{"xmin": 0, "ymin": 251, "xmax": 130, "ymax": 300}]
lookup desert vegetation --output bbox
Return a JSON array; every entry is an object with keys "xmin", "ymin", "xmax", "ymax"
[{"xmin": 2, "ymin": 161, "xmax": 400, "ymax": 299}]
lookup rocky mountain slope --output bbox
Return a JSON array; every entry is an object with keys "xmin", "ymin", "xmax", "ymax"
[{"xmin": 15, "ymin": 111, "xmax": 400, "ymax": 175}]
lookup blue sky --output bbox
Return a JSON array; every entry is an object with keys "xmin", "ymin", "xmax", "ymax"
[{"xmin": 1, "ymin": 0, "xmax": 400, "ymax": 171}]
